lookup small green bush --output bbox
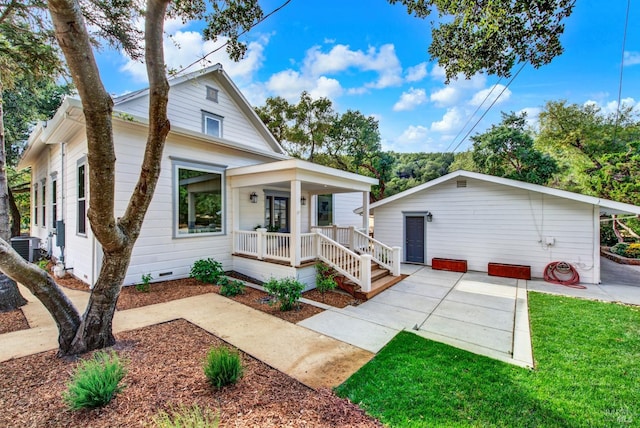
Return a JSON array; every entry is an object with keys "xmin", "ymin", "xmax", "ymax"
[
  {"xmin": 263, "ymin": 277, "xmax": 304, "ymax": 311},
  {"xmin": 203, "ymin": 347, "xmax": 243, "ymax": 389},
  {"xmin": 63, "ymin": 351, "xmax": 127, "ymax": 410},
  {"xmin": 612, "ymin": 242, "xmax": 640, "ymax": 259},
  {"xmin": 136, "ymin": 273, "xmax": 152, "ymax": 292},
  {"xmin": 152, "ymin": 404, "xmax": 219, "ymax": 428},
  {"xmin": 219, "ymin": 277, "xmax": 245, "ymax": 297},
  {"xmin": 611, "ymin": 243, "xmax": 630, "ymax": 257},
  {"xmin": 315, "ymin": 263, "xmax": 337, "ymax": 297},
  {"xmin": 36, "ymin": 259, "xmax": 49, "ymax": 271},
  {"xmin": 190, "ymin": 258, "xmax": 224, "ymax": 284}
]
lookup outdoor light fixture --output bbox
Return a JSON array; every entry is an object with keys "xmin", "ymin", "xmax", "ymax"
[
  {"xmin": 301, "ymin": 196, "xmax": 307, "ymax": 206},
  {"xmin": 426, "ymin": 211, "xmax": 433, "ymax": 222},
  {"xmin": 249, "ymin": 192, "xmax": 258, "ymax": 203}
]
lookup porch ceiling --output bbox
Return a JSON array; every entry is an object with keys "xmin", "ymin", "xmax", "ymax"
[{"xmin": 227, "ymin": 159, "xmax": 378, "ymax": 194}]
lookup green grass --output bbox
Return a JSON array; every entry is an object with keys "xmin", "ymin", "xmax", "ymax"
[{"xmin": 335, "ymin": 293, "xmax": 640, "ymax": 427}]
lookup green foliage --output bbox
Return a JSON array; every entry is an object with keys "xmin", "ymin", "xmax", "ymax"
[
  {"xmin": 36, "ymin": 259, "xmax": 49, "ymax": 270},
  {"xmin": 471, "ymin": 111, "xmax": 558, "ymax": 185},
  {"xmin": 218, "ymin": 277, "xmax": 245, "ymax": 297},
  {"xmin": 153, "ymin": 405, "xmax": 219, "ymax": 428},
  {"xmin": 136, "ymin": 273, "xmax": 152, "ymax": 292},
  {"xmin": 386, "ymin": 152, "xmax": 454, "ymax": 197},
  {"xmin": 600, "ymin": 219, "xmax": 619, "ymax": 246},
  {"xmin": 189, "ymin": 258, "xmax": 224, "ymax": 284},
  {"xmin": 203, "ymin": 347, "xmax": 243, "ymax": 389},
  {"xmin": 611, "ymin": 243, "xmax": 640, "ymax": 259},
  {"xmin": 263, "ymin": 277, "xmax": 304, "ymax": 311},
  {"xmin": 389, "ymin": 0, "xmax": 574, "ymax": 81},
  {"xmin": 337, "ymin": 293, "xmax": 640, "ymax": 426},
  {"xmin": 63, "ymin": 351, "xmax": 127, "ymax": 410},
  {"xmin": 315, "ymin": 263, "xmax": 337, "ymax": 295}
]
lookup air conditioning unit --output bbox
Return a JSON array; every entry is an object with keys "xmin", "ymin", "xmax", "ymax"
[{"xmin": 10, "ymin": 236, "xmax": 41, "ymax": 262}]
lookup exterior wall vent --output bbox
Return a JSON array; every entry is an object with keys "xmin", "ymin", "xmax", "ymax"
[{"xmin": 456, "ymin": 180, "xmax": 467, "ymax": 188}]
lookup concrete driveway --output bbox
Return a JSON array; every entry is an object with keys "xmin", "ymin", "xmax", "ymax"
[{"xmin": 298, "ymin": 266, "xmax": 533, "ymax": 368}]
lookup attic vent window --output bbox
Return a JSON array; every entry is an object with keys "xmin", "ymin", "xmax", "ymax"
[
  {"xmin": 456, "ymin": 180, "xmax": 467, "ymax": 188},
  {"xmin": 206, "ymin": 86, "xmax": 219, "ymax": 103}
]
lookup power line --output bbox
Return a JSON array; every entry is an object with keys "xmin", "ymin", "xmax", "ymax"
[
  {"xmin": 450, "ymin": 61, "xmax": 528, "ymax": 153},
  {"xmin": 173, "ymin": 0, "xmax": 293, "ymax": 77},
  {"xmin": 612, "ymin": 0, "xmax": 631, "ymax": 145},
  {"xmin": 443, "ymin": 76, "xmax": 504, "ymax": 153}
]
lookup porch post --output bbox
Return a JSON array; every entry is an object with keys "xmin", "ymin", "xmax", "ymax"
[
  {"xmin": 231, "ymin": 187, "xmax": 240, "ymax": 232},
  {"xmin": 290, "ymin": 180, "xmax": 301, "ymax": 267},
  {"xmin": 362, "ymin": 191, "xmax": 370, "ymax": 233}
]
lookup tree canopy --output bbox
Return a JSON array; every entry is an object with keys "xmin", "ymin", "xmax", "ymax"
[{"xmin": 389, "ymin": 0, "xmax": 575, "ymax": 81}]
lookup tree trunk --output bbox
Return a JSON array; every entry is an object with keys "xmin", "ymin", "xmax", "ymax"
[
  {"xmin": 8, "ymin": 187, "xmax": 20, "ymax": 237},
  {"xmin": 65, "ymin": 248, "xmax": 132, "ymax": 354},
  {"xmin": 0, "ymin": 275, "xmax": 26, "ymax": 312}
]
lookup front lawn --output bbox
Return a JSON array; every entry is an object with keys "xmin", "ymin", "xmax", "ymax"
[{"xmin": 336, "ymin": 292, "xmax": 640, "ymax": 427}]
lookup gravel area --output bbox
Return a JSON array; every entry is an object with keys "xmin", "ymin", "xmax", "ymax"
[
  {"xmin": 0, "ymin": 309, "xmax": 29, "ymax": 334},
  {"xmin": 0, "ymin": 319, "xmax": 381, "ymax": 427}
]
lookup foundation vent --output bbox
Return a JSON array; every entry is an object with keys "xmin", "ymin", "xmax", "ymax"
[{"xmin": 456, "ymin": 180, "xmax": 467, "ymax": 188}]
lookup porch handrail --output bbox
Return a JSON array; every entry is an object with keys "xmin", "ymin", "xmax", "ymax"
[
  {"xmin": 234, "ymin": 230, "xmax": 258, "ymax": 257},
  {"xmin": 300, "ymin": 233, "xmax": 315, "ymax": 262},
  {"xmin": 263, "ymin": 232, "xmax": 290, "ymax": 261},
  {"xmin": 315, "ymin": 232, "xmax": 372, "ymax": 292},
  {"xmin": 353, "ymin": 229, "xmax": 401, "ymax": 276},
  {"xmin": 311, "ymin": 225, "xmax": 355, "ymax": 247}
]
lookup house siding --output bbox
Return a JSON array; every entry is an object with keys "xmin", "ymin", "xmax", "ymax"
[
  {"xmin": 333, "ymin": 192, "xmax": 364, "ymax": 228},
  {"xmin": 374, "ymin": 177, "xmax": 597, "ymax": 283},
  {"xmin": 116, "ymin": 73, "xmax": 273, "ymax": 153}
]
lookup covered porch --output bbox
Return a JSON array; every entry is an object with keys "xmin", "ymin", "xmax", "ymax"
[{"xmin": 227, "ymin": 159, "xmax": 401, "ymax": 293}]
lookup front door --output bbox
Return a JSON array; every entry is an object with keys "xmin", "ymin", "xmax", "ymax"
[{"xmin": 405, "ymin": 216, "xmax": 425, "ymax": 263}]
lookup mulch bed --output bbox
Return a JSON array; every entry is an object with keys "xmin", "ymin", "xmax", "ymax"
[
  {"xmin": 303, "ymin": 288, "xmax": 362, "ymax": 308},
  {"xmin": 0, "ymin": 319, "xmax": 381, "ymax": 427},
  {"xmin": 0, "ymin": 309, "xmax": 29, "ymax": 334}
]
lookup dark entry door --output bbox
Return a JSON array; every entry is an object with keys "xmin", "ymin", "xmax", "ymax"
[{"xmin": 405, "ymin": 216, "xmax": 425, "ymax": 263}]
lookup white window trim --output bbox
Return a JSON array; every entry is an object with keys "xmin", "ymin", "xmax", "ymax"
[
  {"xmin": 40, "ymin": 178, "xmax": 46, "ymax": 229},
  {"xmin": 77, "ymin": 157, "xmax": 87, "ymax": 236},
  {"xmin": 205, "ymin": 85, "xmax": 219, "ymax": 103},
  {"xmin": 172, "ymin": 158, "xmax": 227, "ymax": 238},
  {"xmin": 202, "ymin": 110, "xmax": 223, "ymax": 138}
]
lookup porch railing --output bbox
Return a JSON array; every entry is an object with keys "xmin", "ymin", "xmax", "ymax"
[
  {"xmin": 311, "ymin": 225, "xmax": 360, "ymax": 247},
  {"xmin": 233, "ymin": 230, "xmax": 315, "ymax": 263},
  {"xmin": 352, "ymin": 229, "xmax": 401, "ymax": 276},
  {"xmin": 315, "ymin": 233, "xmax": 372, "ymax": 292}
]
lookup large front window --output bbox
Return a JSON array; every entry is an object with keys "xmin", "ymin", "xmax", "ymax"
[{"xmin": 174, "ymin": 162, "xmax": 225, "ymax": 236}]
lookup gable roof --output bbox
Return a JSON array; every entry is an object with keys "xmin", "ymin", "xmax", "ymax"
[
  {"xmin": 367, "ymin": 170, "xmax": 640, "ymax": 215},
  {"xmin": 114, "ymin": 64, "xmax": 285, "ymax": 155}
]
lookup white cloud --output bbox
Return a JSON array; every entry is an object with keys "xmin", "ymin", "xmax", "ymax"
[
  {"xmin": 518, "ymin": 107, "xmax": 542, "ymax": 130},
  {"xmin": 405, "ymin": 62, "xmax": 428, "ymax": 82},
  {"xmin": 584, "ymin": 97, "xmax": 640, "ymax": 115},
  {"xmin": 393, "ymin": 88, "xmax": 427, "ymax": 111},
  {"xmin": 624, "ymin": 51, "xmax": 640, "ymax": 66},
  {"xmin": 431, "ymin": 107, "xmax": 464, "ymax": 133},
  {"xmin": 302, "ymin": 43, "xmax": 403, "ymax": 90},
  {"xmin": 388, "ymin": 125, "xmax": 434, "ymax": 151},
  {"xmin": 265, "ymin": 70, "xmax": 343, "ymax": 102},
  {"xmin": 468, "ymin": 84, "xmax": 512, "ymax": 106},
  {"xmin": 119, "ymin": 24, "xmax": 268, "ymax": 85},
  {"xmin": 430, "ymin": 86, "xmax": 461, "ymax": 107}
]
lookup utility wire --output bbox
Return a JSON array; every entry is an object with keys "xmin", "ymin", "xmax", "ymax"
[
  {"xmin": 612, "ymin": 0, "xmax": 631, "ymax": 145},
  {"xmin": 173, "ymin": 0, "xmax": 293, "ymax": 77},
  {"xmin": 443, "ymin": 76, "xmax": 504, "ymax": 153},
  {"xmin": 450, "ymin": 61, "xmax": 528, "ymax": 153}
]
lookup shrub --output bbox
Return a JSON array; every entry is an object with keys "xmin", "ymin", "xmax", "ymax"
[
  {"xmin": 627, "ymin": 243, "xmax": 640, "ymax": 258},
  {"xmin": 36, "ymin": 259, "xmax": 49, "ymax": 271},
  {"xmin": 136, "ymin": 273, "xmax": 152, "ymax": 292},
  {"xmin": 315, "ymin": 263, "xmax": 337, "ymax": 298},
  {"xmin": 219, "ymin": 277, "xmax": 245, "ymax": 297},
  {"xmin": 611, "ymin": 243, "xmax": 630, "ymax": 257},
  {"xmin": 190, "ymin": 258, "xmax": 224, "ymax": 284},
  {"xmin": 263, "ymin": 277, "xmax": 304, "ymax": 311},
  {"xmin": 203, "ymin": 347, "xmax": 243, "ymax": 389},
  {"xmin": 63, "ymin": 351, "xmax": 127, "ymax": 410},
  {"xmin": 153, "ymin": 404, "xmax": 219, "ymax": 428}
]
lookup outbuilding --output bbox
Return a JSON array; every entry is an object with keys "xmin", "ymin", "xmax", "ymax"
[{"xmin": 368, "ymin": 170, "xmax": 640, "ymax": 284}]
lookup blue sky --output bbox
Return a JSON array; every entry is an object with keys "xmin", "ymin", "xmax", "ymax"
[{"xmin": 97, "ymin": 0, "xmax": 640, "ymax": 153}]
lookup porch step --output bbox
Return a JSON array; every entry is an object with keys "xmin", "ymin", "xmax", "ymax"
[{"xmin": 336, "ymin": 265, "xmax": 406, "ymax": 301}]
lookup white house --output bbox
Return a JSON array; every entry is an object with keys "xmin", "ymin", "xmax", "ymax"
[
  {"xmin": 19, "ymin": 65, "xmax": 399, "ymax": 291},
  {"xmin": 367, "ymin": 170, "xmax": 640, "ymax": 284}
]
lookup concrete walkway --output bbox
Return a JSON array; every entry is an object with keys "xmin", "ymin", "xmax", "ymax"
[
  {"xmin": 299, "ymin": 267, "xmax": 534, "ymax": 367},
  {"xmin": 1, "ymin": 285, "xmax": 373, "ymax": 390}
]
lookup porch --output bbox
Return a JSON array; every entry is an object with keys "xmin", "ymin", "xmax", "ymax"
[{"xmin": 232, "ymin": 226, "xmax": 402, "ymax": 296}]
